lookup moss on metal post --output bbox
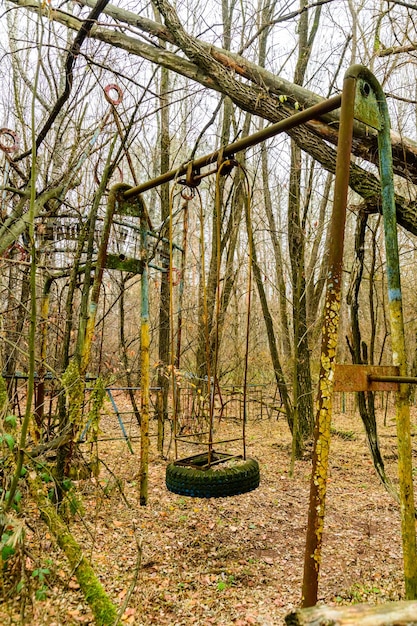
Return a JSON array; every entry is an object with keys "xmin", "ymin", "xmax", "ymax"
[
  {"xmin": 140, "ymin": 214, "xmax": 150, "ymax": 506},
  {"xmin": 354, "ymin": 66, "xmax": 417, "ymax": 600},
  {"xmin": 301, "ymin": 73, "xmax": 357, "ymax": 608}
]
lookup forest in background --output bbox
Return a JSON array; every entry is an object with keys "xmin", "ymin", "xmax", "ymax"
[{"xmin": 2, "ymin": 0, "xmax": 417, "ymax": 622}]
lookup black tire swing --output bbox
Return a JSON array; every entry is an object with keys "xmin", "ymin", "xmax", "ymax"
[
  {"xmin": 165, "ymin": 160, "xmax": 260, "ymax": 498},
  {"xmin": 166, "ymin": 455, "xmax": 260, "ymax": 498}
]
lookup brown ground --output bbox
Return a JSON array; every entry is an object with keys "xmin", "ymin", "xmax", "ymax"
[{"xmin": 0, "ymin": 395, "xmax": 411, "ymax": 625}]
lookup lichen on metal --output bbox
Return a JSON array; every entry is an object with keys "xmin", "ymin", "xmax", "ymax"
[
  {"xmin": 302, "ymin": 65, "xmax": 417, "ymax": 607},
  {"xmin": 353, "ymin": 78, "xmax": 382, "ymax": 130},
  {"xmin": 302, "ymin": 70, "xmax": 359, "ymax": 608}
]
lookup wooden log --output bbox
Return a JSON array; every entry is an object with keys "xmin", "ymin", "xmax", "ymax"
[{"xmin": 285, "ymin": 601, "xmax": 417, "ymax": 625}]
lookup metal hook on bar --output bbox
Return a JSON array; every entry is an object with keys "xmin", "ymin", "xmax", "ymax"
[
  {"xmin": 123, "ymin": 93, "xmax": 342, "ymax": 200},
  {"xmin": 178, "ymin": 161, "xmax": 200, "ymax": 191}
]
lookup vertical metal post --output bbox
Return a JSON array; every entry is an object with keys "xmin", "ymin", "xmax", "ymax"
[
  {"xmin": 140, "ymin": 213, "xmax": 150, "ymax": 506},
  {"xmin": 301, "ymin": 72, "xmax": 357, "ymax": 607},
  {"xmin": 34, "ymin": 276, "xmax": 53, "ymax": 431},
  {"xmin": 302, "ymin": 64, "xmax": 417, "ymax": 605},
  {"xmin": 355, "ymin": 67, "xmax": 417, "ymax": 599}
]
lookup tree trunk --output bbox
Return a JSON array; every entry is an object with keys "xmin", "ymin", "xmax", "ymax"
[
  {"xmin": 196, "ymin": 95, "xmax": 234, "ymax": 382},
  {"xmin": 260, "ymin": 134, "xmax": 292, "ymax": 360},
  {"xmin": 246, "ymin": 194, "xmax": 293, "ymax": 429},
  {"xmin": 288, "ymin": 140, "xmax": 314, "ymax": 443},
  {"xmin": 347, "ymin": 210, "xmax": 397, "ymax": 499},
  {"xmin": 3, "ymin": 256, "xmax": 30, "ymax": 398},
  {"xmin": 286, "ymin": 0, "xmax": 321, "ymax": 444}
]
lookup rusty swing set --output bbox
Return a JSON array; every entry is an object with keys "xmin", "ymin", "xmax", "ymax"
[{"xmin": 79, "ymin": 65, "xmax": 417, "ymax": 603}]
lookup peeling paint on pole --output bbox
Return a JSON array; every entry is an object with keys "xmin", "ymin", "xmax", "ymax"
[
  {"xmin": 302, "ymin": 65, "xmax": 417, "ymax": 607},
  {"xmin": 140, "ymin": 212, "xmax": 150, "ymax": 507},
  {"xmin": 80, "ymin": 184, "xmax": 128, "ymax": 375},
  {"xmin": 361, "ymin": 66, "xmax": 417, "ymax": 600}
]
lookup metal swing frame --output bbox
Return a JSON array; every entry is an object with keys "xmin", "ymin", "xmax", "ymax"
[
  {"xmin": 91, "ymin": 65, "xmax": 417, "ymax": 586},
  {"xmin": 110, "ymin": 93, "xmax": 345, "ymax": 493}
]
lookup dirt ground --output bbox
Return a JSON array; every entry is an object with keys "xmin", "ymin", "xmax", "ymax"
[{"xmin": 0, "ymin": 393, "xmax": 412, "ymax": 625}]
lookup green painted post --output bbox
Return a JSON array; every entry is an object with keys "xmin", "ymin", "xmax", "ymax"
[
  {"xmin": 351, "ymin": 66, "xmax": 417, "ymax": 599},
  {"xmin": 140, "ymin": 215, "xmax": 150, "ymax": 506}
]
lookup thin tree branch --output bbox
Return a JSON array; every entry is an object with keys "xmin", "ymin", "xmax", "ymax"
[{"xmin": 14, "ymin": 0, "xmax": 110, "ymax": 162}]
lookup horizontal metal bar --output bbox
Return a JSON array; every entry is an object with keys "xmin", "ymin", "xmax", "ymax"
[
  {"xmin": 175, "ymin": 431, "xmax": 210, "ymax": 438},
  {"xmin": 368, "ymin": 375, "xmax": 417, "ymax": 384},
  {"xmin": 123, "ymin": 94, "xmax": 342, "ymax": 199},
  {"xmin": 105, "ymin": 386, "xmax": 161, "ymax": 391},
  {"xmin": 198, "ymin": 455, "xmax": 242, "ymax": 470},
  {"xmin": 175, "ymin": 436, "xmax": 244, "ymax": 445}
]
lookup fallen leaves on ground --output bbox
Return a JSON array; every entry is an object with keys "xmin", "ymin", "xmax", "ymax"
[{"xmin": 0, "ymin": 399, "xmax": 410, "ymax": 625}]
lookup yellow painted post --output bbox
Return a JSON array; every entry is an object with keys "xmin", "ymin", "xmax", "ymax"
[
  {"xmin": 34, "ymin": 276, "xmax": 53, "ymax": 434},
  {"xmin": 140, "ymin": 216, "xmax": 150, "ymax": 506},
  {"xmin": 80, "ymin": 184, "xmax": 125, "ymax": 376}
]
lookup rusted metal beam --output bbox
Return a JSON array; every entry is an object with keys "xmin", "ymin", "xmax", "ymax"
[
  {"xmin": 123, "ymin": 95, "xmax": 342, "ymax": 199},
  {"xmin": 333, "ymin": 364, "xmax": 400, "ymax": 392},
  {"xmin": 334, "ymin": 364, "xmax": 417, "ymax": 391}
]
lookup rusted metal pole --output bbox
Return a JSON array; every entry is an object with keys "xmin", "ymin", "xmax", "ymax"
[
  {"xmin": 123, "ymin": 95, "xmax": 342, "ymax": 199},
  {"xmin": 369, "ymin": 375, "xmax": 417, "ymax": 385},
  {"xmin": 301, "ymin": 72, "xmax": 357, "ymax": 608}
]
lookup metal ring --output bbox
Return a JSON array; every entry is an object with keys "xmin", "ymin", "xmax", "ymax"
[
  {"xmin": 3, "ymin": 242, "xmax": 27, "ymax": 261},
  {"xmin": 0, "ymin": 128, "xmax": 19, "ymax": 153},
  {"xmin": 104, "ymin": 84, "xmax": 123, "ymax": 106},
  {"xmin": 180, "ymin": 186, "xmax": 195, "ymax": 201},
  {"xmin": 14, "ymin": 243, "xmax": 27, "ymax": 260}
]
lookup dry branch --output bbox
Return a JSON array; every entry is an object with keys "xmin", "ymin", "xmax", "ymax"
[{"xmin": 7, "ymin": 0, "xmax": 417, "ymax": 235}]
